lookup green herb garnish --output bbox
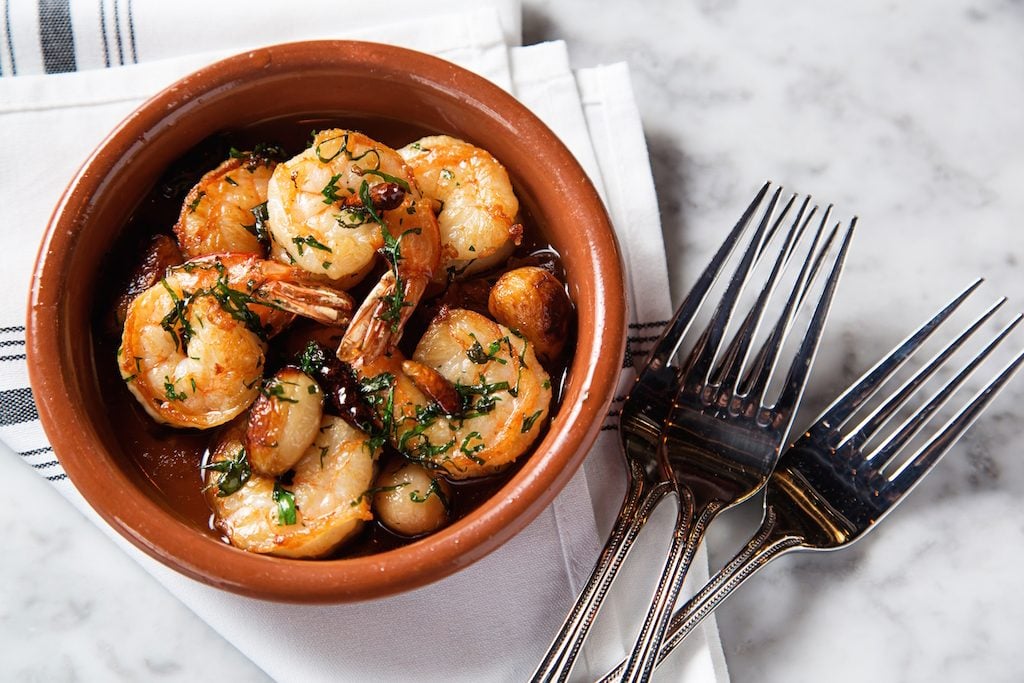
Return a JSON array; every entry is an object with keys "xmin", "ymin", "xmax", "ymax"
[
  {"xmin": 521, "ymin": 410, "xmax": 544, "ymax": 433},
  {"xmin": 187, "ymin": 191, "xmax": 206, "ymax": 213},
  {"xmin": 242, "ymin": 201, "xmax": 271, "ymax": 245},
  {"xmin": 409, "ymin": 477, "xmax": 451, "ymax": 511},
  {"xmin": 292, "ymin": 234, "xmax": 332, "ymax": 256},
  {"xmin": 321, "ymin": 173, "xmax": 344, "ymax": 205},
  {"xmin": 273, "ymin": 483, "xmax": 297, "ymax": 525},
  {"xmin": 261, "ymin": 377, "xmax": 299, "ymax": 403},
  {"xmin": 297, "ymin": 341, "xmax": 328, "ymax": 376},
  {"xmin": 466, "ymin": 334, "xmax": 508, "ymax": 365},
  {"xmin": 202, "ymin": 448, "xmax": 251, "ymax": 497}
]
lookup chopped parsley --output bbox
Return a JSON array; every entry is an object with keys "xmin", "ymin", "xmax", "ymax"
[
  {"xmin": 459, "ymin": 432, "xmax": 486, "ymax": 464},
  {"xmin": 187, "ymin": 191, "xmax": 206, "ymax": 213},
  {"xmin": 229, "ymin": 143, "xmax": 286, "ymax": 170},
  {"xmin": 466, "ymin": 334, "xmax": 508, "ymax": 365},
  {"xmin": 202, "ymin": 447, "xmax": 251, "ymax": 497},
  {"xmin": 242, "ymin": 201, "xmax": 271, "ymax": 245},
  {"xmin": 163, "ymin": 377, "xmax": 187, "ymax": 401},
  {"xmin": 207, "ymin": 263, "xmax": 273, "ymax": 341},
  {"xmin": 297, "ymin": 341, "xmax": 329, "ymax": 376},
  {"xmin": 409, "ymin": 477, "xmax": 451, "ymax": 511},
  {"xmin": 521, "ymin": 410, "xmax": 544, "ymax": 433},
  {"xmin": 158, "ymin": 280, "xmax": 194, "ymax": 351},
  {"xmin": 273, "ymin": 483, "xmax": 297, "ymax": 525},
  {"xmin": 335, "ymin": 206, "xmax": 372, "ymax": 228},
  {"xmin": 456, "ymin": 375, "xmax": 511, "ymax": 417},
  {"xmin": 292, "ymin": 234, "xmax": 332, "ymax": 256},
  {"xmin": 261, "ymin": 377, "xmax": 299, "ymax": 403},
  {"xmin": 358, "ymin": 168, "xmax": 411, "ymax": 193},
  {"xmin": 321, "ymin": 173, "xmax": 344, "ymax": 205},
  {"xmin": 313, "ymin": 132, "xmax": 382, "ymax": 168}
]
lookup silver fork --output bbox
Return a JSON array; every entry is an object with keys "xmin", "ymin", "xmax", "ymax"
[
  {"xmin": 531, "ymin": 182, "xmax": 854, "ymax": 682},
  {"xmin": 616, "ymin": 187, "xmax": 854, "ymax": 681},
  {"xmin": 598, "ymin": 279, "xmax": 1024, "ymax": 680}
]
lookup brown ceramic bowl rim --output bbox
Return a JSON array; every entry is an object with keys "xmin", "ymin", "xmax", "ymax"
[{"xmin": 27, "ymin": 40, "xmax": 626, "ymax": 602}]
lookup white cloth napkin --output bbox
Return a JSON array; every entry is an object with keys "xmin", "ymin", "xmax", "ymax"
[{"xmin": 0, "ymin": 3, "xmax": 728, "ymax": 682}]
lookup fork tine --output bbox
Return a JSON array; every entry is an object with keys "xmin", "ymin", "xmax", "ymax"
[
  {"xmin": 770, "ymin": 220, "xmax": 855, "ymax": 417},
  {"xmin": 712, "ymin": 198, "xmax": 815, "ymax": 392},
  {"xmin": 643, "ymin": 182, "xmax": 772, "ymax": 373},
  {"xmin": 754, "ymin": 193, "xmax": 808, "ymax": 262},
  {"xmin": 738, "ymin": 206, "xmax": 837, "ymax": 396},
  {"xmin": 709, "ymin": 202, "xmax": 815, "ymax": 390},
  {"xmin": 739, "ymin": 212, "xmax": 835, "ymax": 402},
  {"xmin": 840, "ymin": 299, "xmax": 1009, "ymax": 452},
  {"xmin": 885, "ymin": 346, "xmax": 1024, "ymax": 499},
  {"xmin": 869, "ymin": 314, "xmax": 1023, "ymax": 471},
  {"xmin": 682, "ymin": 188, "xmax": 786, "ymax": 384},
  {"xmin": 807, "ymin": 278, "xmax": 985, "ymax": 439}
]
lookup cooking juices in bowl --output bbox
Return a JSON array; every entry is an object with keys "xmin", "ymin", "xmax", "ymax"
[{"xmin": 93, "ymin": 116, "xmax": 575, "ymax": 559}]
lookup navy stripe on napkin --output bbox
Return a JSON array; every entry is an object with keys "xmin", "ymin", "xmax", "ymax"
[
  {"xmin": 98, "ymin": 0, "xmax": 110, "ymax": 67},
  {"xmin": 38, "ymin": 0, "xmax": 76, "ymax": 74},
  {"xmin": 0, "ymin": 387, "xmax": 39, "ymax": 425},
  {"xmin": 111, "ymin": 0, "xmax": 123, "ymax": 66},
  {"xmin": 3, "ymin": 0, "xmax": 16, "ymax": 76}
]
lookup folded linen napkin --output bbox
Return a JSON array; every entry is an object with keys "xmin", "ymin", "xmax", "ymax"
[
  {"xmin": 0, "ymin": 3, "xmax": 728, "ymax": 682},
  {"xmin": 0, "ymin": 0, "xmax": 522, "ymax": 75}
]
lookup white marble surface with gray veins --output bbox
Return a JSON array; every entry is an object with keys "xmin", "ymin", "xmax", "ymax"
[
  {"xmin": 522, "ymin": 1, "xmax": 1024, "ymax": 681},
  {"xmin": 3, "ymin": 1, "xmax": 1023, "ymax": 681}
]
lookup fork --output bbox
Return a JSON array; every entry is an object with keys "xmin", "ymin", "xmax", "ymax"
[
  {"xmin": 616, "ymin": 187, "xmax": 854, "ymax": 680},
  {"xmin": 598, "ymin": 280, "xmax": 1024, "ymax": 680},
  {"xmin": 531, "ymin": 182, "xmax": 854, "ymax": 682}
]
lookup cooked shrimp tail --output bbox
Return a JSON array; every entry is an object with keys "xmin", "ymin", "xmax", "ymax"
[
  {"xmin": 338, "ymin": 270, "xmax": 427, "ymax": 364},
  {"xmin": 259, "ymin": 279, "xmax": 353, "ymax": 326},
  {"xmin": 119, "ymin": 254, "xmax": 352, "ymax": 429}
]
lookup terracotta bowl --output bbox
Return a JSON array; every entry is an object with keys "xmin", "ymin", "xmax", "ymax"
[{"xmin": 27, "ymin": 41, "xmax": 625, "ymax": 602}]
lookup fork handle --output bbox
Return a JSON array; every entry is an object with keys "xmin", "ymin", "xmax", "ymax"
[
  {"xmin": 531, "ymin": 463, "xmax": 674, "ymax": 683},
  {"xmin": 598, "ymin": 504, "xmax": 803, "ymax": 682},
  {"xmin": 617, "ymin": 498, "xmax": 721, "ymax": 682}
]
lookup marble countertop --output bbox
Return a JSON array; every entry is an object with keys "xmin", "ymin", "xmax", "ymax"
[
  {"xmin": 527, "ymin": 1, "xmax": 1024, "ymax": 681},
  {"xmin": 4, "ymin": 1, "xmax": 1023, "ymax": 681}
]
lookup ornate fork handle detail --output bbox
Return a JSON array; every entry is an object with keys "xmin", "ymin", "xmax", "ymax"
[
  {"xmin": 618, "ymin": 498, "xmax": 724, "ymax": 681},
  {"xmin": 599, "ymin": 506, "xmax": 804, "ymax": 682},
  {"xmin": 662, "ymin": 506, "xmax": 803, "ymax": 655},
  {"xmin": 530, "ymin": 459, "xmax": 675, "ymax": 682}
]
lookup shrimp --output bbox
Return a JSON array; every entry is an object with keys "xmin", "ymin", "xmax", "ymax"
[
  {"xmin": 204, "ymin": 416, "xmax": 379, "ymax": 558},
  {"xmin": 118, "ymin": 254, "xmax": 353, "ymax": 430},
  {"xmin": 358, "ymin": 308, "xmax": 552, "ymax": 480},
  {"xmin": 246, "ymin": 367, "xmax": 324, "ymax": 476},
  {"xmin": 267, "ymin": 129, "xmax": 441, "ymax": 362},
  {"xmin": 174, "ymin": 147, "xmax": 280, "ymax": 258},
  {"xmin": 398, "ymin": 135, "xmax": 521, "ymax": 277}
]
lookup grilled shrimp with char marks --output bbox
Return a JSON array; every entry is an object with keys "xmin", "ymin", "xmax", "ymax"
[
  {"xmin": 399, "ymin": 135, "xmax": 520, "ymax": 277},
  {"xmin": 118, "ymin": 254, "xmax": 353, "ymax": 430}
]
